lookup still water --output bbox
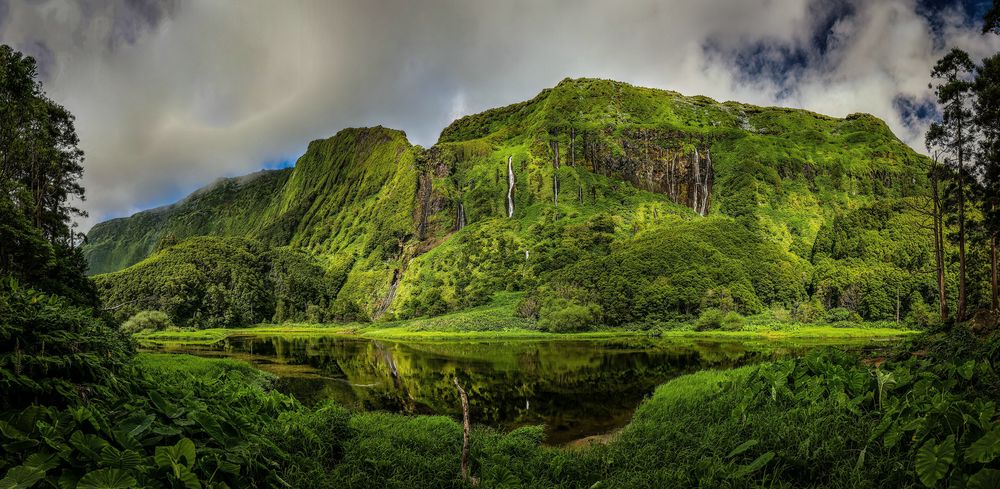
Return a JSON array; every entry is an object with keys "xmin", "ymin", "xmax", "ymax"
[{"xmin": 147, "ymin": 334, "xmax": 895, "ymax": 444}]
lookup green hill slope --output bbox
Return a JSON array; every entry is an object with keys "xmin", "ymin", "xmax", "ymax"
[{"xmin": 86, "ymin": 78, "xmax": 941, "ymax": 328}]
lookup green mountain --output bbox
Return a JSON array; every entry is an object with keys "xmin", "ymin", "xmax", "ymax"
[{"xmin": 86, "ymin": 78, "xmax": 936, "ymax": 328}]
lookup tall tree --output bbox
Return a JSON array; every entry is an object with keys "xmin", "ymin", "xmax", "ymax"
[
  {"xmin": 985, "ymin": 0, "xmax": 1000, "ymax": 34},
  {"xmin": 0, "ymin": 44, "xmax": 91, "ymax": 301},
  {"xmin": 927, "ymin": 48, "xmax": 977, "ymax": 322},
  {"xmin": 0, "ymin": 45, "xmax": 86, "ymax": 246},
  {"xmin": 975, "ymin": 53, "xmax": 1000, "ymax": 312}
]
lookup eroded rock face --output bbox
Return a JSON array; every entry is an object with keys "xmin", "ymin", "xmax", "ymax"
[
  {"xmin": 577, "ymin": 127, "xmax": 714, "ymax": 215},
  {"xmin": 414, "ymin": 146, "xmax": 453, "ymax": 240}
]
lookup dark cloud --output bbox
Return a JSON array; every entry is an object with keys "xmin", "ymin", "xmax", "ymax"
[
  {"xmin": 0, "ymin": 0, "xmax": 998, "ymax": 231},
  {"xmin": 107, "ymin": 0, "xmax": 177, "ymax": 48}
]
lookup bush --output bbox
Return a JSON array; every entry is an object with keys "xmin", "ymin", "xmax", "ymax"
[
  {"xmin": 695, "ymin": 308, "xmax": 725, "ymax": 330},
  {"xmin": 823, "ymin": 307, "xmax": 862, "ymax": 324},
  {"xmin": 792, "ymin": 298, "xmax": 825, "ymax": 323},
  {"xmin": 515, "ymin": 294, "xmax": 541, "ymax": 319},
  {"xmin": 720, "ymin": 311, "xmax": 745, "ymax": 331},
  {"xmin": 695, "ymin": 308, "xmax": 745, "ymax": 331},
  {"xmin": 905, "ymin": 295, "xmax": 935, "ymax": 329},
  {"xmin": 121, "ymin": 310, "xmax": 174, "ymax": 334},
  {"xmin": 0, "ymin": 279, "xmax": 132, "ymax": 409},
  {"xmin": 538, "ymin": 298, "xmax": 601, "ymax": 332}
]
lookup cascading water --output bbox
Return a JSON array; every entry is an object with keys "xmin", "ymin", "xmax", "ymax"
[
  {"xmin": 506, "ymin": 156, "xmax": 515, "ymax": 218},
  {"xmin": 701, "ymin": 150, "xmax": 712, "ymax": 216},
  {"xmin": 553, "ymin": 174, "xmax": 559, "ymax": 205},
  {"xmin": 456, "ymin": 201, "xmax": 466, "ymax": 230},
  {"xmin": 691, "ymin": 147, "xmax": 701, "ymax": 215}
]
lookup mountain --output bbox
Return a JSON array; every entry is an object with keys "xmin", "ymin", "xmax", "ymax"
[{"xmin": 86, "ymin": 78, "xmax": 935, "ymax": 328}]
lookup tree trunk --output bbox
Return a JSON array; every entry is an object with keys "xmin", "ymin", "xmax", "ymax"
[
  {"xmin": 992, "ymin": 232, "xmax": 998, "ymax": 312},
  {"xmin": 931, "ymin": 168, "xmax": 949, "ymax": 320},
  {"xmin": 453, "ymin": 378, "xmax": 473, "ymax": 485},
  {"xmin": 957, "ymin": 116, "xmax": 967, "ymax": 322}
]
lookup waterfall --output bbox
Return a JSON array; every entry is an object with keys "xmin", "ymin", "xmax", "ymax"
[
  {"xmin": 691, "ymin": 147, "xmax": 701, "ymax": 214},
  {"xmin": 506, "ymin": 156, "xmax": 515, "ymax": 218},
  {"xmin": 456, "ymin": 201, "xmax": 466, "ymax": 230},
  {"xmin": 701, "ymin": 149, "xmax": 712, "ymax": 216},
  {"xmin": 553, "ymin": 174, "xmax": 559, "ymax": 206},
  {"xmin": 374, "ymin": 269, "xmax": 401, "ymax": 320}
]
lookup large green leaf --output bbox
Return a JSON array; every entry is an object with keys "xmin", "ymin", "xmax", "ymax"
[
  {"xmin": 77, "ymin": 469, "xmax": 138, "ymax": 489},
  {"xmin": 966, "ymin": 428, "xmax": 1000, "ymax": 464},
  {"xmin": 99, "ymin": 446, "xmax": 142, "ymax": 471},
  {"xmin": 155, "ymin": 437, "xmax": 197, "ymax": 470},
  {"xmin": 69, "ymin": 431, "xmax": 110, "ymax": 462},
  {"xmin": 0, "ymin": 465, "xmax": 45, "ymax": 489},
  {"xmin": 915, "ymin": 435, "xmax": 954, "ymax": 487},
  {"xmin": 968, "ymin": 469, "xmax": 1000, "ymax": 489}
]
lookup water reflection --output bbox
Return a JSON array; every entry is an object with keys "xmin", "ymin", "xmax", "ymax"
[{"xmin": 147, "ymin": 335, "xmax": 893, "ymax": 444}]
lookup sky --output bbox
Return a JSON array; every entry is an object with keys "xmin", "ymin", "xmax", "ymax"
[{"xmin": 2, "ymin": 0, "xmax": 999, "ymax": 232}]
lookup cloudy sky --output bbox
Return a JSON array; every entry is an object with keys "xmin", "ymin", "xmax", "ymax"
[{"xmin": 2, "ymin": 0, "xmax": 999, "ymax": 231}]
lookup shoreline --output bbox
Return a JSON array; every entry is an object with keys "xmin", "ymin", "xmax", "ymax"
[{"xmin": 136, "ymin": 323, "xmax": 920, "ymax": 346}]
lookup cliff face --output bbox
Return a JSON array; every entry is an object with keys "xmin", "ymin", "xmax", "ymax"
[{"xmin": 86, "ymin": 78, "xmax": 934, "ymax": 325}]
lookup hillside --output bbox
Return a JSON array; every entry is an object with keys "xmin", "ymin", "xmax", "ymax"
[{"xmin": 86, "ymin": 78, "xmax": 938, "ymax": 328}]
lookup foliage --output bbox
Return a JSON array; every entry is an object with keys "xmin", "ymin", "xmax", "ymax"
[
  {"xmin": 0, "ymin": 279, "xmax": 131, "ymax": 410},
  {"xmin": 94, "ymin": 237, "xmax": 337, "ymax": 328},
  {"xmin": 120, "ymin": 310, "xmax": 174, "ymax": 335},
  {"xmin": 542, "ymin": 218, "xmax": 808, "ymax": 326},
  {"xmin": 0, "ymin": 45, "xmax": 85, "ymax": 246},
  {"xmin": 0, "ymin": 354, "xmax": 352, "ymax": 488}
]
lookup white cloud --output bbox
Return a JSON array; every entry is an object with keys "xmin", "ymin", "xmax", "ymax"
[{"xmin": 1, "ymin": 0, "xmax": 998, "ymax": 231}]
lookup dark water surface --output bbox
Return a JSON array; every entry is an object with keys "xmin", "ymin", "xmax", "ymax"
[{"xmin": 146, "ymin": 334, "xmax": 897, "ymax": 444}]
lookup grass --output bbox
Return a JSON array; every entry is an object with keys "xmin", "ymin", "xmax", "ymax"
[{"xmin": 137, "ymin": 291, "xmax": 918, "ymax": 345}]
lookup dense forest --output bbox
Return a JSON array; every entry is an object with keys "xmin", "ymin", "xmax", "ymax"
[{"xmin": 1, "ymin": 2, "xmax": 1000, "ymax": 486}]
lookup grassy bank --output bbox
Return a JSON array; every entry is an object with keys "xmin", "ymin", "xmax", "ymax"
[
  {"xmin": 136, "ymin": 292, "xmax": 919, "ymax": 345},
  {"xmin": 136, "ymin": 323, "xmax": 917, "ymax": 346}
]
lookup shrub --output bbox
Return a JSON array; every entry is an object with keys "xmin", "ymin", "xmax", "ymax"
[
  {"xmin": 538, "ymin": 298, "xmax": 601, "ymax": 332},
  {"xmin": 823, "ymin": 307, "xmax": 862, "ymax": 324},
  {"xmin": 515, "ymin": 294, "xmax": 541, "ymax": 319},
  {"xmin": 121, "ymin": 310, "xmax": 174, "ymax": 334},
  {"xmin": 0, "ymin": 279, "xmax": 132, "ymax": 409},
  {"xmin": 905, "ymin": 295, "xmax": 934, "ymax": 329},
  {"xmin": 720, "ymin": 311, "xmax": 746, "ymax": 331},
  {"xmin": 792, "ymin": 298, "xmax": 825, "ymax": 323},
  {"xmin": 695, "ymin": 308, "xmax": 725, "ymax": 331}
]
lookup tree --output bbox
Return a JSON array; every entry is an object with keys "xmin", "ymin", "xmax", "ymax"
[
  {"xmin": 927, "ymin": 49, "xmax": 977, "ymax": 321},
  {"xmin": 984, "ymin": 0, "xmax": 1000, "ymax": 35},
  {"xmin": 0, "ymin": 45, "xmax": 86, "ymax": 249},
  {"xmin": 974, "ymin": 53, "xmax": 1000, "ymax": 312}
]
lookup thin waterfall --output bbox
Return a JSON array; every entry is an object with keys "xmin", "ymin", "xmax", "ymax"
[
  {"xmin": 701, "ymin": 149, "xmax": 712, "ymax": 216},
  {"xmin": 553, "ymin": 173, "xmax": 559, "ymax": 205},
  {"xmin": 691, "ymin": 147, "xmax": 701, "ymax": 214},
  {"xmin": 506, "ymin": 156, "xmax": 515, "ymax": 218},
  {"xmin": 456, "ymin": 201, "xmax": 466, "ymax": 230}
]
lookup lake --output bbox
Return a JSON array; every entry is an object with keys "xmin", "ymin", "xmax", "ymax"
[{"xmin": 145, "ymin": 334, "xmax": 898, "ymax": 444}]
